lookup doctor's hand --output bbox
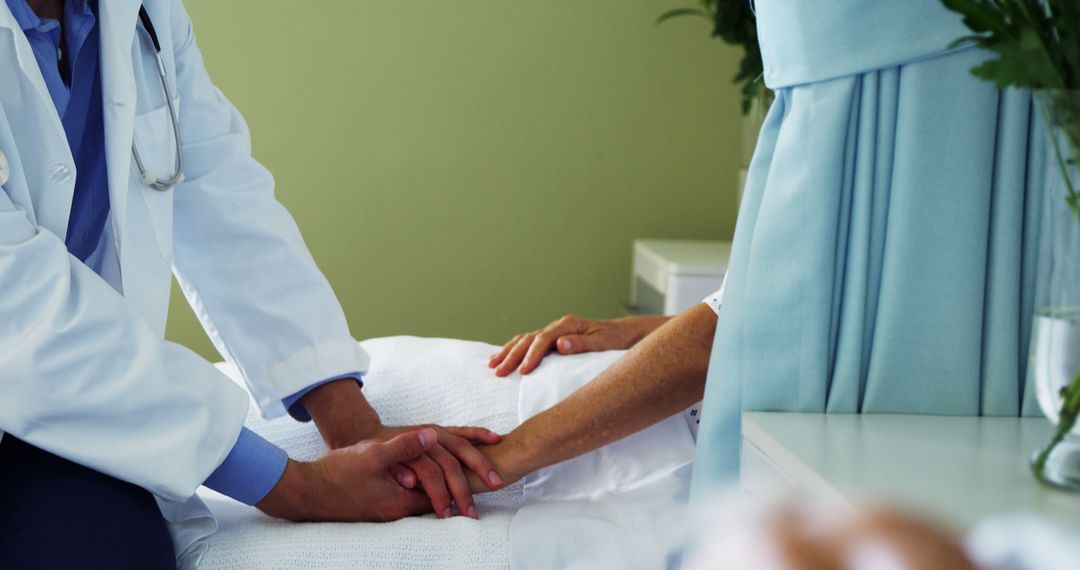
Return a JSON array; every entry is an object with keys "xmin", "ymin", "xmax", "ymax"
[
  {"xmin": 489, "ymin": 314, "xmax": 670, "ymax": 376},
  {"xmin": 297, "ymin": 379, "xmax": 504, "ymax": 519},
  {"xmin": 257, "ymin": 428, "xmax": 438, "ymax": 522},
  {"xmin": 362, "ymin": 424, "xmax": 505, "ymax": 520}
]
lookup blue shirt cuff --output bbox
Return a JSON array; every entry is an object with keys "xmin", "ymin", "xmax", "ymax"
[
  {"xmin": 203, "ymin": 427, "xmax": 288, "ymax": 506},
  {"xmin": 281, "ymin": 373, "xmax": 364, "ymax": 422}
]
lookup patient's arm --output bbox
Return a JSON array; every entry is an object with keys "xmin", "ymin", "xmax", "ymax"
[
  {"xmin": 477, "ymin": 303, "xmax": 716, "ymax": 487},
  {"xmin": 489, "ymin": 314, "xmax": 671, "ymax": 376}
]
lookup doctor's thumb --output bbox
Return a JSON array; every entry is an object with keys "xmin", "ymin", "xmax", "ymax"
[{"xmin": 377, "ymin": 429, "xmax": 438, "ymax": 466}]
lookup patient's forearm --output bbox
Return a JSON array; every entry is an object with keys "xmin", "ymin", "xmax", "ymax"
[{"xmin": 503, "ymin": 303, "xmax": 717, "ymax": 477}]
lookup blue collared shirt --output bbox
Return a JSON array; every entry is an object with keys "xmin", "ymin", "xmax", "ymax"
[{"xmin": 6, "ymin": 0, "xmax": 359, "ymax": 506}]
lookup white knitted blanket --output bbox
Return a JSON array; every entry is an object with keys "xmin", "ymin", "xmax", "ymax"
[{"xmin": 197, "ymin": 336, "xmax": 525, "ymax": 570}]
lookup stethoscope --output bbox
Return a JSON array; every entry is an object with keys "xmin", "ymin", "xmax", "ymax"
[
  {"xmin": 0, "ymin": 6, "xmax": 181, "ymax": 191},
  {"xmin": 132, "ymin": 5, "xmax": 184, "ymax": 191}
]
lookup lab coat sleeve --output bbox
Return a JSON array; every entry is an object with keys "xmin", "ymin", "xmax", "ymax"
[
  {"xmin": 0, "ymin": 126, "xmax": 249, "ymax": 502},
  {"xmin": 166, "ymin": 0, "xmax": 369, "ymax": 418}
]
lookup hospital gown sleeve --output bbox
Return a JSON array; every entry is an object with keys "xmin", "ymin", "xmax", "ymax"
[
  {"xmin": 166, "ymin": 0, "xmax": 369, "ymax": 419},
  {"xmin": 702, "ymin": 281, "xmax": 725, "ymax": 315}
]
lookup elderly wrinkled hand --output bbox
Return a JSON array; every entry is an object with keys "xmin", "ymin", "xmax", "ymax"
[{"xmin": 489, "ymin": 314, "xmax": 670, "ymax": 376}]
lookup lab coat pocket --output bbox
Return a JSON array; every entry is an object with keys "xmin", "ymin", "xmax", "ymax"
[{"xmin": 131, "ymin": 100, "xmax": 178, "ymax": 259}]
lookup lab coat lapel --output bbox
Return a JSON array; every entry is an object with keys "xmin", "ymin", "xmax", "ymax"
[
  {"xmin": 0, "ymin": 3, "xmax": 75, "ymax": 236},
  {"xmin": 0, "ymin": 5, "xmax": 53, "ymax": 108},
  {"xmin": 98, "ymin": 0, "xmax": 141, "ymax": 249}
]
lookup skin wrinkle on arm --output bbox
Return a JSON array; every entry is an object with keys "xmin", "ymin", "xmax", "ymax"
[{"xmin": 495, "ymin": 303, "xmax": 718, "ymax": 482}]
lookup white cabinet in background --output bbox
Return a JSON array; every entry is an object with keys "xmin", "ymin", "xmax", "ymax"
[{"xmin": 630, "ymin": 239, "xmax": 730, "ymax": 316}]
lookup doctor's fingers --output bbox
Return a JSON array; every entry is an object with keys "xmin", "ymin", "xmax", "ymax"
[
  {"xmin": 444, "ymin": 426, "xmax": 502, "ymax": 445},
  {"xmin": 374, "ymin": 484, "xmax": 434, "ymax": 522},
  {"xmin": 362, "ymin": 428, "xmax": 438, "ymax": 469},
  {"xmin": 438, "ymin": 431, "xmax": 503, "ymax": 490},
  {"xmin": 386, "ymin": 428, "xmax": 499, "ymax": 491},
  {"xmin": 388, "ymin": 464, "xmax": 418, "ymax": 489},
  {"xmin": 405, "ymin": 452, "xmax": 455, "ymax": 519},
  {"xmin": 427, "ymin": 444, "xmax": 478, "ymax": 520}
]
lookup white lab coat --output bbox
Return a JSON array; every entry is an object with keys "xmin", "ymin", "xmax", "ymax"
[{"xmin": 0, "ymin": 0, "xmax": 368, "ymax": 565}]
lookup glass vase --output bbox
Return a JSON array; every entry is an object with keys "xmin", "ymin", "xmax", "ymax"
[{"xmin": 1030, "ymin": 90, "xmax": 1080, "ymax": 490}]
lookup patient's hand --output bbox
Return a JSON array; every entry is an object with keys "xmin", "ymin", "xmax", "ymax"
[
  {"xmin": 465, "ymin": 437, "xmax": 531, "ymax": 494},
  {"xmin": 489, "ymin": 314, "xmax": 670, "ymax": 376},
  {"xmin": 361, "ymin": 424, "xmax": 505, "ymax": 520}
]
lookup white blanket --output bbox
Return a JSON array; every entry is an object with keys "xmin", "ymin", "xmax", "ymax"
[{"xmin": 197, "ymin": 336, "xmax": 694, "ymax": 569}]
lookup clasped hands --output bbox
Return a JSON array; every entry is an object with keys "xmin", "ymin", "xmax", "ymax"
[{"xmin": 256, "ymin": 378, "xmax": 517, "ymax": 523}]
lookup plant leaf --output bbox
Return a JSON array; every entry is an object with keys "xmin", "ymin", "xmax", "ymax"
[
  {"xmin": 971, "ymin": 38, "xmax": 1065, "ymax": 89},
  {"xmin": 655, "ymin": 8, "xmax": 708, "ymax": 27},
  {"xmin": 941, "ymin": 0, "xmax": 1016, "ymax": 36}
]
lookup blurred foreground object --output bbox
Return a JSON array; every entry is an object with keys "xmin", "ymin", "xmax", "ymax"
[
  {"xmin": 686, "ymin": 495, "xmax": 976, "ymax": 570},
  {"xmin": 966, "ymin": 514, "xmax": 1080, "ymax": 570}
]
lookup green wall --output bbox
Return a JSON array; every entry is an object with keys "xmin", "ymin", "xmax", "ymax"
[{"xmin": 168, "ymin": 0, "xmax": 743, "ymax": 359}]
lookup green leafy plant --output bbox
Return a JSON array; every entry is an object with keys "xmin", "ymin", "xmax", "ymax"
[
  {"xmin": 943, "ymin": 0, "xmax": 1078, "ymax": 91},
  {"xmin": 656, "ymin": 0, "xmax": 765, "ymax": 114},
  {"xmin": 942, "ymin": 0, "xmax": 1080, "ymax": 486},
  {"xmin": 944, "ymin": 0, "xmax": 1079, "ymax": 219}
]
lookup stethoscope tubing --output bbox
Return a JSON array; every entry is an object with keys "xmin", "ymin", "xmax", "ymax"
[{"xmin": 132, "ymin": 5, "xmax": 184, "ymax": 192}]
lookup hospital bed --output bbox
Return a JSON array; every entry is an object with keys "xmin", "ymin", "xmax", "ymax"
[{"xmin": 195, "ymin": 337, "xmax": 695, "ymax": 569}]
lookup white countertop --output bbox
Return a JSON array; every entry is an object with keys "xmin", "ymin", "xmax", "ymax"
[{"xmin": 741, "ymin": 412, "xmax": 1080, "ymax": 531}]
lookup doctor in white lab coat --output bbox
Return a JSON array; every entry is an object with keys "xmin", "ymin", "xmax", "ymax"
[{"xmin": 0, "ymin": 1, "xmax": 503, "ymax": 567}]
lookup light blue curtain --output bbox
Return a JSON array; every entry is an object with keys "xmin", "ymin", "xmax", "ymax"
[{"xmin": 692, "ymin": 0, "xmax": 1052, "ymax": 490}]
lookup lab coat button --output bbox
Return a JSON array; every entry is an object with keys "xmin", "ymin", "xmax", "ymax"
[
  {"xmin": 0, "ymin": 150, "xmax": 9, "ymax": 186},
  {"xmin": 49, "ymin": 163, "xmax": 72, "ymax": 184}
]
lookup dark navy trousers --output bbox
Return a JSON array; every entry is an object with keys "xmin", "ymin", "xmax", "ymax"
[{"xmin": 0, "ymin": 435, "xmax": 176, "ymax": 569}]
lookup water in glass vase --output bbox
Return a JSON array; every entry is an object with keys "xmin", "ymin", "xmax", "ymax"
[
  {"xmin": 1029, "ymin": 303, "xmax": 1080, "ymax": 489},
  {"xmin": 1032, "ymin": 308, "xmax": 1080, "ymax": 431}
]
